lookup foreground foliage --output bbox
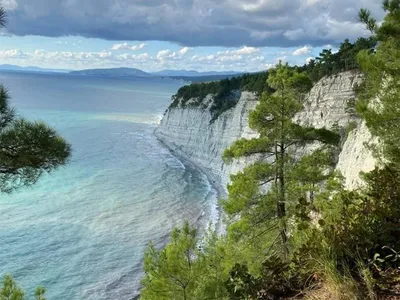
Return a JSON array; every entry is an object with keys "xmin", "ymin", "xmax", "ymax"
[{"xmin": 0, "ymin": 275, "xmax": 46, "ymax": 300}]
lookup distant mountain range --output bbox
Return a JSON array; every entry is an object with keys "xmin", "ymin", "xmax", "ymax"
[
  {"xmin": 151, "ymin": 69, "xmax": 242, "ymax": 77},
  {"xmin": 0, "ymin": 64, "xmax": 244, "ymax": 82},
  {"xmin": 71, "ymin": 68, "xmax": 242, "ymax": 78},
  {"xmin": 70, "ymin": 67, "xmax": 151, "ymax": 77},
  {"xmin": 0, "ymin": 64, "xmax": 71, "ymax": 73}
]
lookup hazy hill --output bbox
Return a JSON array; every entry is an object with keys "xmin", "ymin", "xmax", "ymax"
[
  {"xmin": 151, "ymin": 69, "xmax": 242, "ymax": 77},
  {"xmin": 70, "ymin": 67, "xmax": 151, "ymax": 77},
  {"xmin": 0, "ymin": 64, "xmax": 71, "ymax": 73}
]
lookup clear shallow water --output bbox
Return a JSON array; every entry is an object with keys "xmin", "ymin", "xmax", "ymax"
[{"xmin": 0, "ymin": 72, "xmax": 216, "ymax": 299}]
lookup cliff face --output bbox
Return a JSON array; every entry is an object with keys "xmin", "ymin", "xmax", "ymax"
[
  {"xmin": 155, "ymin": 91, "xmax": 260, "ymax": 195},
  {"xmin": 293, "ymin": 71, "xmax": 377, "ymax": 190},
  {"xmin": 155, "ymin": 71, "xmax": 377, "ymax": 194}
]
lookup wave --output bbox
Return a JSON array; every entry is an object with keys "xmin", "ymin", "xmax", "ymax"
[
  {"xmin": 92, "ymin": 113, "xmax": 163, "ymax": 125},
  {"xmin": 161, "ymin": 148, "xmax": 221, "ymax": 232}
]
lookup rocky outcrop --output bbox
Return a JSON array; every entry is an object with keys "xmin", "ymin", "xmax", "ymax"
[
  {"xmin": 337, "ymin": 121, "xmax": 377, "ymax": 189},
  {"xmin": 293, "ymin": 71, "xmax": 377, "ymax": 189},
  {"xmin": 156, "ymin": 71, "xmax": 377, "ymax": 194}
]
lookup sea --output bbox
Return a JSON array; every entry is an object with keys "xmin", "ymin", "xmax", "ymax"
[{"xmin": 0, "ymin": 71, "xmax": 218, "ymax": 299}]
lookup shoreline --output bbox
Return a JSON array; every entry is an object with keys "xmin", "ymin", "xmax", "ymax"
[
  {"xmin": 154, "ymin": 130, "xmax": 227, "ymax": 234},
  {"xmin": 130, "ymin": 130, "xmax": 225, "ymax": 300}
]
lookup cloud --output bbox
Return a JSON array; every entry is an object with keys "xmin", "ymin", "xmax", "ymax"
[
  {"xmin": 2, "ymin": 0, "xmax": 18, "ymax": 10},
  {"xmin": 179, "ymin": 47, "xmax": 191, "ymax": 55},
  {"xmin": 276, "ymin": 56, "xmax": 288, "ymax": 62},
  {"xmin": 3, "ymin": 0, "xmax": 384, "ymax": 47},
  {"xmin": 156, "ymin": 47, "xmax": 191, "ymax": 62},
  {"xmin": 111, "ymin": 43, "xmax": 146, "ymax": 51},
  {"xmin": 0, "ymin": 44, "xmax": 277, "ymax": 72},
  {"xmin": 0, "ymin": 49, "xmax": 27, "ymax": 59},
  {"xmin": 99, "ymin": 51, "xmax": 112, "ymax": 58},
  {"xmin": 293, "ymin": 45, "xmax": 313, "ymax": 56},
  {"xmin": 157, "ymin": 50, "xmax": 173, "ymax": 60},
  {"xmin": 188, "ymin": 46, "xmax": 269, "ymax": 71},
  {"xmin": 210, "ymin": 46, "xmax": 260, "ymax": 62},
  {"xmin": 232, "ymin": 46, "xmax": 259, "ymax": 55}
]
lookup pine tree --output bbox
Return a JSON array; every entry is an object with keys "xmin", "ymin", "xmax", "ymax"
[
  {"xmin": 290, "ymin": 148, "xmax": 334, "ymax": 207},
  {"xmin": 141, "ymin": 222, "xmax": 204, "ymax": 300},
  {"xmin": 357, "ymin": 0, "xmax": 400, "ymax": 165},
  {"xmin": 0, "ymin": 275, "xmax": 24, "ymax": 300},
  {"xmin": 0, "ymin": 275, "xmax": 47, "ymax": 300},
  {"xmin": 0, "ymin": 9, "xmax": 70, "ymax": 193},
  {"xmin": 222, "ymin": 62, "xmax": 339, "ymax": 257}
]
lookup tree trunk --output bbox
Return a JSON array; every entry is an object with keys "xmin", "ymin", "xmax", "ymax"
[
  {"xmin": 183, "ymin": 287, "xmax": 187, "ymax": 300},
  {"xmin": 278, "ymin": 84, "xmax": 288, "ymax": 257},
  {"xmin": 278, "ymin": 142, "xmax": 288, "ymax": 257}
]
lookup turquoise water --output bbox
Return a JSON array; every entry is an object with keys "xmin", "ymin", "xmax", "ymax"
[{"xmin": 0, "ymin": 72, "xmax": 216, "ymax": 299}]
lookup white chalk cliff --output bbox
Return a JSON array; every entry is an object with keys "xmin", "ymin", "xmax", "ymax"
[{"xmin": 155, "ymin": 71, "xmax": 377, "ymax": 194}]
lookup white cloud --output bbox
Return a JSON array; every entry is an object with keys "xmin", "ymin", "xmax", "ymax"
[
  {"xmin": 187, "ymin": 46, "xmax": 271, "ymax": 72},
  {"xmin": 2, "ymin": 0, "xmax": 18, "ymax": 11},
  {"xmin": 111, "ymin": 43, "xmax": 146, "ymax": 51},
  {"xmin": 179, "ymin": 47, "xmax": 191, "ymax": 55},
  {"xmin": 133, "ymin": 53, "xmax": 150, "ymax": 60},
  {"xmin": 157, "ymin": 49, "xmax": 172, "ymax": 60},
  {"xmin": 233, "ymin": 46, "xmax": 260, "ymax": 55},
  {"xmin": 0, "ymin": 49, "xmax": 27, "ymax": 59},
  {"xmin": 217, "ymin": 46, "xmax": 260, "ymax": 56},
  {"xmin": 293, "ymin": 45, "xmax": 313, "ymax": 56},
  {"xmin": 157, "ymin": 48, "xmax": 191, "ymax": 62},
  {"xmin": 99, "ymin": 51, "xmax": 112, "ymax": 58},
  {"xmin": 250, "ymin": 55, "xmax": 265, "ymax": 62}
]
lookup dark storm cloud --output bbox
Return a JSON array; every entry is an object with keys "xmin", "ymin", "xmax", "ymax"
[{"xmin": 3, "ymin": 0, "xmax": 385, "ymax": 47}]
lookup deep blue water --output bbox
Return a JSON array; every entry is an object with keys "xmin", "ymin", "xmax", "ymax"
[{"xmin": 0, "ymin": 72, "xmax": 216, "ymax": 299}]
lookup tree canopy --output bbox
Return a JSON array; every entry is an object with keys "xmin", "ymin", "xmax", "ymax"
[{"xmin": 0, "ymin": 87, "xmax": 71, "ymax": 193}]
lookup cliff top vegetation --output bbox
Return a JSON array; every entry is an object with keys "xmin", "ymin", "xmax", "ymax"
[{"xmin": 170, "ymin": 36, "xmax": 377, "ymax": 122}]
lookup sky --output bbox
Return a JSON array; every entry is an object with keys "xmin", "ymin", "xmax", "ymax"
[{"xmin": 0, "ymin": 0, "xmax": 385, "ymax": 72}]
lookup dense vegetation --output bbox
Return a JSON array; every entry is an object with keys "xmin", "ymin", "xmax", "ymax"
[
  {"xmin": 0, "ymin": 6, "xmax": 71, "ymax": 299},
  {"xmin": 299, "ymin": 37, "xmax": 377, "ymax": 82},
  {"xmin": 141, "ymin": 1, "xmax": 400, "ymax": 299},
  {"xmin": 170, "ymin": 72, "xmax": 272, "ymax": 121},
  {"xmin": 170, "ymin": 74, "xmax": 241, "ymax": 83}
]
